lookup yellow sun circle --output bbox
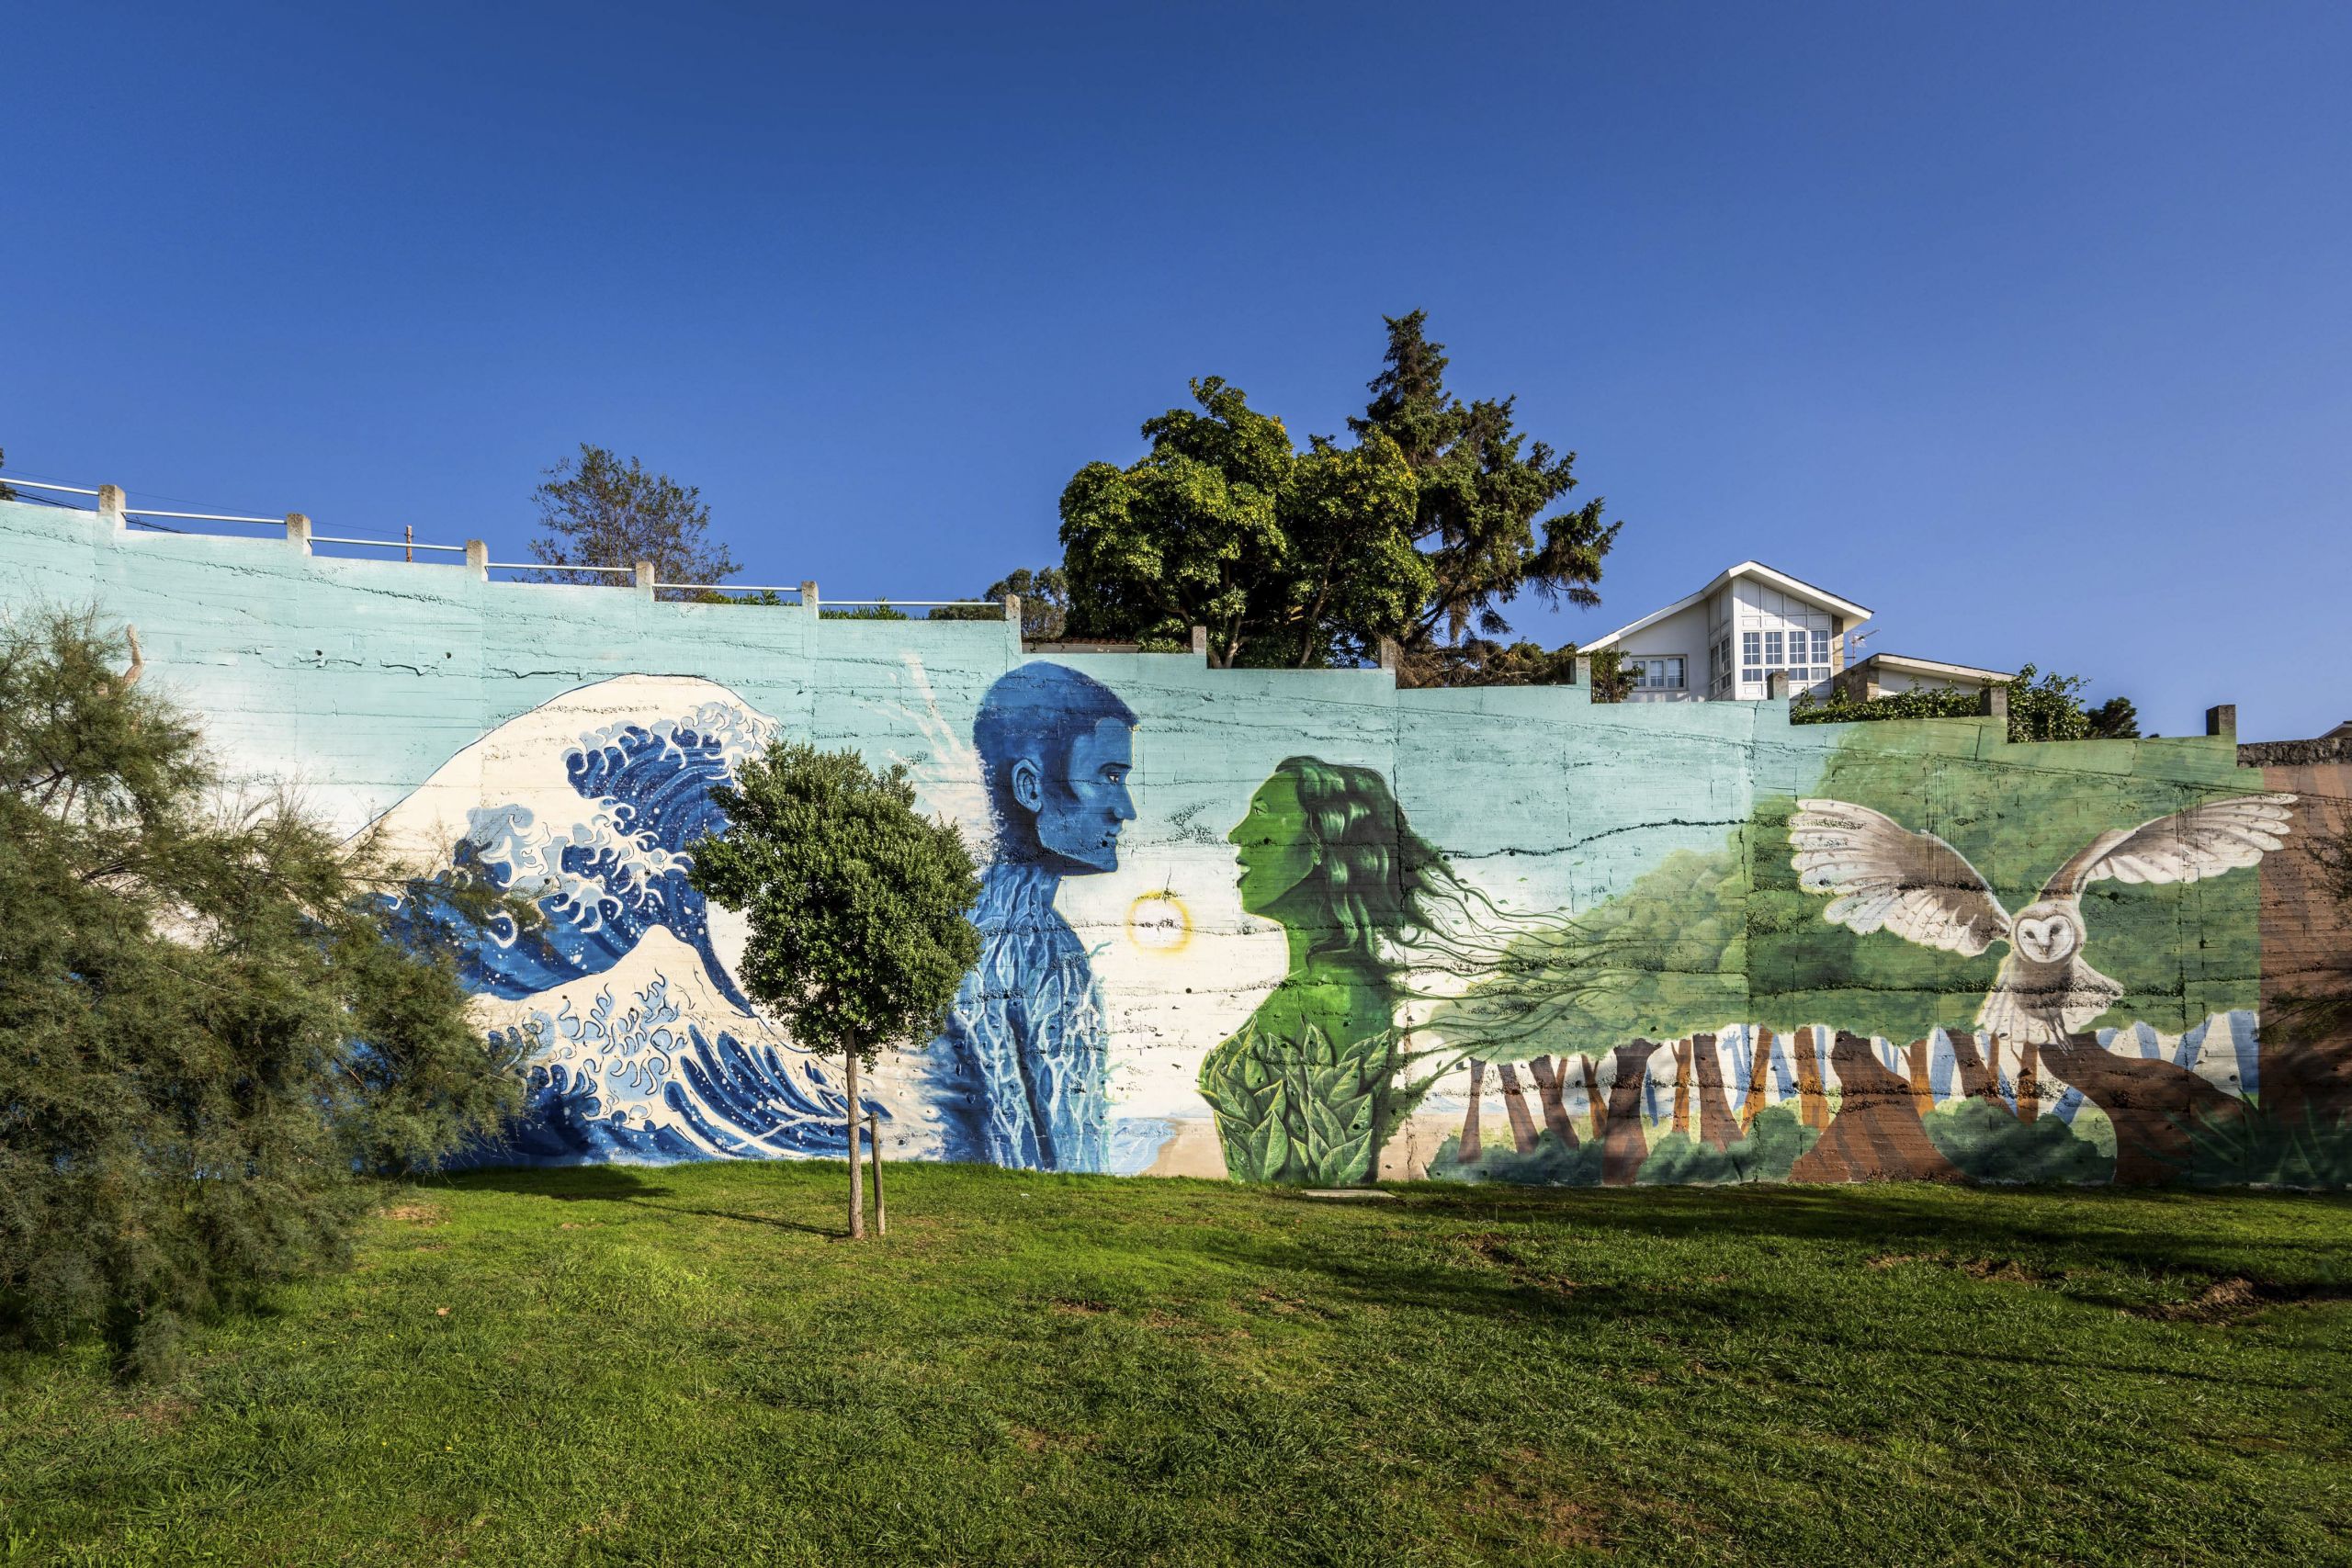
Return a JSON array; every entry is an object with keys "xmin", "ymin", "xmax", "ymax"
[{"xmin": 1125, "ymin": 893, "xmax": 1193, "ymax": 955}]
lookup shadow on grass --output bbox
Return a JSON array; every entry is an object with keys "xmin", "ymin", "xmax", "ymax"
[
  {"xmin": 1367, "ymin": 1183, "xmax": 2352, "ymax": 1280},
  {"xmin": 436, "ymin": 1165, "xmax": 678, "ymax": 1202},
  {"xmin": 1195, "ymin": 1182, "xmax": 2352, "ymax": 1337},
  {"xmin": 438, "ymin": 1163, "xmax": 845, "ymax": 1237},
  {"xmin": 625, "ymin": 1201, "xmax": 841, "ymax": 1238},
  {"xmin": 434, "ymin": 1161, "xmax": 2352, "ymax": 1292}
]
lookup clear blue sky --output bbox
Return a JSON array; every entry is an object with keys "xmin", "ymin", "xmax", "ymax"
[{"xmin": 6, "ymin": 2, "xmax": 2347, "ymax": 739}]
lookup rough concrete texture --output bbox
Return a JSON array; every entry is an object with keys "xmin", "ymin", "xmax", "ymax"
[{"xmin": 6, "ymin": 498, "xmax": 2347, "ymax": 1187}]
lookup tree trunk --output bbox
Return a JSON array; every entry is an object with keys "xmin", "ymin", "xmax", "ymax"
[
  {"xmin": 1690, "ymin": 1032, "xmax": 1738, "ymax": 1151},
  {"xmin": 1580, "ymin": 1055, "xmax": 1605, "ymax": 1141},
  {"xmin": 2255, "ymin": 772, "xmax": 2352, "ymax": 1128},
  {"xmin": 1904, "ymin": 1039, "xmax": 1935, "ymax": 1121},
  {"xmin": 2016, "ymin": 1040, "xmax": 2041, "ymax": 1123},
  {"xmin": 1792, "ymin": 1026, "xmax": 1829, "ymax": 1131},
  {"xmin": 2039, "ymin": 1031, "xmax": 2241, "ymax": 1185},
  {"xmin": 1497, "ymin": 1063, "xmax": 1539, "ymax": 1154},
  {"xmin": 1949, "ymin": 1030, "xmax": 2002, "ymax": 1102},
  {"xmin": 867, "ymin": 1110, "xmax": 888, "ymax": 1238},
  {"xmin": 1740, "ymin": 1027, "xmax": 1775, "ymax": 1123},
  {"xmin": 1600, "ymin": 1042, "xmax": 1655, "ymax": 1186},
  {"xmin": 1527, "ymin": 1056, "xmax": 1577, "ymax": 1148},
  {"xmin": 1459, "ymin": 1058, "xmax": 1487, "ymax": 1165},
  {"xmin": 845, "ymin": 1050, "xmax": 866, "ymax": 1240},
  {"xmin": 1791, "ymin": 1032, "xmax": 1966, "ymax": 1183},
  {"xmin": 1671, "ymin": 1039, "xmax": 1693, "ymax": 1137}
]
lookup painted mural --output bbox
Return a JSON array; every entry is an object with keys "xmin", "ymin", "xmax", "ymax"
[
  {"xmin": 933, "ymin": 663, "xmax": 1136, "ymax": 1172},
  {"xmin": 6, "ymin": 496, "xmax": 2348, "ymax": 1189}
]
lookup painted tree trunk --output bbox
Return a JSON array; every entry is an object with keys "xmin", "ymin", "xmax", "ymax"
[
  {"xmin": 2255, "ymin": 771, "xmax": 2352, "ymax": 1128},
  {"xmin": 1460, "ymin": 1058, "xmax": 1487, "ymax": 1165},
  {"xmin": 1600, "ymin": 1041, "xmax": 1655, "ymax": 1187},
  {"xmin": 1948, "ymin": 1030, "xmax": 2002, "ymax": 1102},
  {"xmin": 1791, "ymin": 1032, "xmax": 1965, "ymax": 1183},
  {"xmin": 1792, "ymin": 1026, "xmax": 1828, "ymax": 1131},
  {"xmin": 1741, "ymin": 1027, "xmax": 1776, "ymax": 1123},
  {"xmin": 1904, "ymin": 1039, "xmax": 1935, "ymax": 1120},
  {"xmin": 845, "ymin": 1050, "xmax": 866, "ymax": 1240},
  {"xmin": 1527, "ymin": 1055, "xmax": 1577, "ymax": 1148},
  {"xmin": 2016, "ymin": 1040, "xmax": 2041, "ymax": 1123},
  {"xmin": 1580, "ymin": 1055, "xmax": 1605, "ymax": 1140},
  {"xmin": 1690, "ymin": 1032, "xmax": 1738, "ymax": 1151},
  {"xmin": 2040, "ymin": 1031, "xmax": 2240, "ymax": 1185},
  {"xmin": 1497, "ymin": 1063, "xmax": 1539, "ymax": 1154},
  {"xmin": 1671, "ymin": 1039, "xmax": 1694, "ymax": 1137}
]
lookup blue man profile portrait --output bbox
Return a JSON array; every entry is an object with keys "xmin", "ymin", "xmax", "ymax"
[{"xmin": 937, "ymin": 662, "xmax": 1137, "ymax": 1171}]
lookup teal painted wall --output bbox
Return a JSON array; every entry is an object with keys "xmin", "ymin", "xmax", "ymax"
[{"xmin": 6, "ymin": 499, "xmax": 2342, "ymax": 1186}]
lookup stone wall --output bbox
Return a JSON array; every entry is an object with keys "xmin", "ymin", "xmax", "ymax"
[
  {"xmin": 2241, "ymin": 732, "xmax": 2352, "ymax": 769},
  {"xmin": 6, "ymin": 496, "xmax": 2346, "ymax": 1187}
]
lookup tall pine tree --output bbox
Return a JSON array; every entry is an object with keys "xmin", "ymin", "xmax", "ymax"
[{"xmin": 1349, "ymin": 311, "xmax": 1620, "ymax": 683}]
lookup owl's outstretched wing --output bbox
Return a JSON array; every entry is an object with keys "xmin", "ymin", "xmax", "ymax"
[
  {"xmin": 2040, "ymin": 793, "xmax": 2297, "ymax": 901},
  {"xmin": 1789, "ymin": 799, "xmax": 2012, "ymax": 956}
]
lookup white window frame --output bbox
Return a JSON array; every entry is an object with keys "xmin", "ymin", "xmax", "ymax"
[{"xmin": 1627, "ymin": 656, "xmax": 1686, "ymax": 691}]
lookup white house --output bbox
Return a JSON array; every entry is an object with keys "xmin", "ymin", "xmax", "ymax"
[{"xmin": 1580, "ymin": 560, "xmax": 2011, "ymax": 705}]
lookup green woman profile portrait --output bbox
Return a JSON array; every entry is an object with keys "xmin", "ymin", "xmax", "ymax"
[{"xmin": 1201, "ymin": 756, "xmax": 1477, "ymax": 1184}]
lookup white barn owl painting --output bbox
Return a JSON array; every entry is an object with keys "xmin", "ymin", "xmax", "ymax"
[{"xmin": 1787, "ymin": 795, "xmax": 2299, "ymax": 1045}]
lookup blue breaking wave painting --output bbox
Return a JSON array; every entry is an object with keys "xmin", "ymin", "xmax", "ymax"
[{"xmin": 374, "ymin": 676, "xmax": 944, "ymax": 1165}]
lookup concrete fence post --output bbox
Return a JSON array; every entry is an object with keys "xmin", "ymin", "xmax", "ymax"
[
  {"xmin": 1767, "ymin": 671, "xmax": 1790, "ymax": 701},
  {"xmin": 1377, "ymin": 636, "xmax": 1398, "ymax": 673},
  {"xmin": 465, "ymin": 540, "xmax": 488, "ymax": 581},
  {"xmin": 1984, "ymin": 685, "xmax": 2009, "ymax": 723},
  {"xmin": 1575, "ymin": 654, "xmax": 1594, "ymax": 690},
  {"xmin": 1191, "ymin": 626, "xmax": 1209, "ymax": 657},
  {"xmin": 98, "ymin": 485, "xmax": 126, "ymax": 530},
  {"xmin": 2206, "ymin": 704, "xmax": 2236, "ymax": 739},
  {"xmin": 285, "ymin": 513, "xmax": 311, "ymax": 554},
  {"xmin": 635, "ymin": 560, "xmax": 655, "ymax": 598},
  {"xmin": 1003, "ymin": 592, "xmax": 1021, "ymax": 626},
  {"xmin": 801, "ymin": 580, "xmax": 820, "ymax": 618}
]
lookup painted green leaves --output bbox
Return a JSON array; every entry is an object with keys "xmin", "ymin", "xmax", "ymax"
[{"xmin": 1200, "ymin": 1021, "xmax": 1399, "ymax": 1185}]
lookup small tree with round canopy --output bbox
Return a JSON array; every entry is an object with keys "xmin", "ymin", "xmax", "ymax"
[{"xmin": 689, "ymin": 743, "xmax": 980, "ymax": 1239}]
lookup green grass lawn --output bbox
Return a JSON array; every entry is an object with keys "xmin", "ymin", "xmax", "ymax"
[{"xmin": 4, "ymin": 1165, "xmax": 2349, "ymax": 1566}]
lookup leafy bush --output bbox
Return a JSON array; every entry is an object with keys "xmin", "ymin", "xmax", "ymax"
[
  {"xmin": 1790, "ymin": 664, "xmax": 2138, "ymax": 742},
  {"xmin": 1425, "ymin": 1130, "xmax": 1603, "ymax": 1186},
  {"xmin": 0, "ymin": 607, "xmax": 525, "ymax": 1375},
  {"xmin": 1920, "ymin": 1099, "xmax": 2110, "ymax": 1184},
  {"xmin": 2176, "ymin": 1102, "xmax": 2352, "ymax": 1189},
  {"xmin": 1638, "ymin": 1108, "xmax": 1819, "ymax": 1184}
]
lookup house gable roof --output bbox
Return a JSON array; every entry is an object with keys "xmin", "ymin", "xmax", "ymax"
[{"xmin": 1581, "ymin": 561, "xmax": 1872, "ymax": 651}]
